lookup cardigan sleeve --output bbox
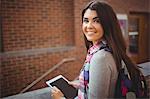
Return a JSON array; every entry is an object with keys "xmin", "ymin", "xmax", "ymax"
[{"xmin": 88, "ymin": 50, "xmax": 116, "ymax": 99}]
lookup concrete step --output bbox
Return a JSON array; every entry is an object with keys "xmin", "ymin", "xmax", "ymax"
[{"xmin": 2, "ymin": 87, "xmax": 52, "ymax": 99}]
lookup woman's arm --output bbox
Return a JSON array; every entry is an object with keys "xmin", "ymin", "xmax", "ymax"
[{"xmin": 88, "ymin": 51, "xmax": 114, "ymax": 98}]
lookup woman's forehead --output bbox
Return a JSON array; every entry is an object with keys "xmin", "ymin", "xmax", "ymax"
[{"xmin": 83, "ymin": 9, "xmax": 98, "ymax": 18}]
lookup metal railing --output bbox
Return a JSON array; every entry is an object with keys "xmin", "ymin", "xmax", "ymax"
[{"xmin": 20, "ymin": 58, "xmax": 76, "ymax": 93}]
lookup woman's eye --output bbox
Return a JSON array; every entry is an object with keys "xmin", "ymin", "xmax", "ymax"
[
  {"xmin": 83, "ymin": 19, "xmax": 89, "ymax": 23},
  {"xmin": 94, "ymin": 19, "xmax": 100, "ymax": 23}
]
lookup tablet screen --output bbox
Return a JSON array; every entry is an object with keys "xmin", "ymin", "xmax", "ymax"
[{"xmin": 46, "ymin": 76, "xmax": 78, "ymax": 98}]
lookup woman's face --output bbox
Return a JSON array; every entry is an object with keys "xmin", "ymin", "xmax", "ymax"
[{"xmin": 82, "ymin": 9, "xmax": 104, "ymax": 44}]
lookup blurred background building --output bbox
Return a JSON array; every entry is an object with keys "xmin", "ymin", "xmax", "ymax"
[{"xmin": 0, "ymin": 0, "xmax": 150, "ymax": 98}]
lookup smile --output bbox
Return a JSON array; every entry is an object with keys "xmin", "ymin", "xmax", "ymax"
[{"xmin": 87, "ymin": 32, "xmax": 96, "ymax": 36}]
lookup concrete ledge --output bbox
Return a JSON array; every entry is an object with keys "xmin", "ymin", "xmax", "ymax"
[{"xmin": 0, "ymin": 46, "xmax": 75, "ymax": 57}]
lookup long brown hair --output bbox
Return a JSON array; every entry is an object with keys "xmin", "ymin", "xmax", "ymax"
[{"xmin": 82, "ymin": 0, "xmax": 141, "ymax": 81}]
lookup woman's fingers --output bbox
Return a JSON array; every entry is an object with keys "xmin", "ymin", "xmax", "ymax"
[
  {"xmin": 51, "ymin": 86, "xmax": 64, "ymax": 98},
  {"xmin": 52, "ymin": 86, "xmax": 59, "ymax": 92},
  {"xmin": 68, "ymin": 80, "xmax": 80, "ymax": 88}
]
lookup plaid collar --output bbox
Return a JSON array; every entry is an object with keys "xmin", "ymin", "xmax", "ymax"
[
  {"xmin": 88, "ymin": 41, "xmax": 112, "ymax": 55},
  {"xmin": 88, "ymin": 42, "xmax": 102, "ymax": 55}
]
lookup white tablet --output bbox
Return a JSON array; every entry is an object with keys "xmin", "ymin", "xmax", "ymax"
[{"xmin": 46, "ymin": 75, "xmax": 78, "ymax": 98}]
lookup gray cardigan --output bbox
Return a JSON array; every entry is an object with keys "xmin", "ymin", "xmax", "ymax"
[{"xmin": 88, "ymin": 49, "xmax": 118, "ymax": 98}]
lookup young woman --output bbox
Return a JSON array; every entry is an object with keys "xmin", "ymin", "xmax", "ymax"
[{"xmin": 51, "ymin": 0, "xmax": 142, "ymax": 99}]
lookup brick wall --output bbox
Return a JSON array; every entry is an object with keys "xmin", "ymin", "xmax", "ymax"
[
  {"xmin": 1, "ymin": 0, "xmax": 149, "ymax": 98},
  {"xmin": 2, "ymin": 0, "xmax": 74, "ymax": 51}
]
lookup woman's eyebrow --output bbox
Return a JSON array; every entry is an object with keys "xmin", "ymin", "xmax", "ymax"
[
  {"xmin": 83, "ymin": 17, "xmax": 99, "ymax": 20},
  {"xmin": 83, "ymin": 17, "xmax": 88, "ymax": 20},
  {"xmin": 93, "ymin": 17, "xmax": 99, "ymax": 20}
]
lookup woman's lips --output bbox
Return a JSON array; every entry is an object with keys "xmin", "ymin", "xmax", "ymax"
[{"xmin": 86, "ymin": 31, "xmax": 96, "ymax": 36}]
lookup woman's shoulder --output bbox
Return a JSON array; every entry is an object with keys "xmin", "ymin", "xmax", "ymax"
[
  {"xmin": 91, "ymin": 49, "xmax": 117, "ymax": 71},
  {"xmin": 92, "ymin": 49, "xmax": 113, "ymax": 60}
]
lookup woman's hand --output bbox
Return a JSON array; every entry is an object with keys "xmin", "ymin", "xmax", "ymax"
[
  {"xmin": 68, "ymin": 80, "xmax": 80, "ymax": 89},
  {"xmin": 51, "ymin": 86, "xmax": 64, "ymax": 99}
]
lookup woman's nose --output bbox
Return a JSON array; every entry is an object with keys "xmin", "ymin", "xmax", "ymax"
[{"xmin": 87, "ymin": 22, "xmax": 94, "ymax": 28}]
